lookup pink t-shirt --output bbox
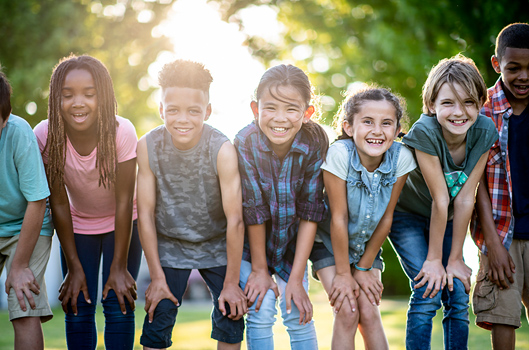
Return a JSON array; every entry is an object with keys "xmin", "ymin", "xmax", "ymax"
[{"xmin": 34, "ymin": 116, "xmax": 138, "ymax": 234}]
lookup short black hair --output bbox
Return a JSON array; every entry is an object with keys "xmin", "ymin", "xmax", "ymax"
[
  {"xmin": 496, "ymin": 23, "xmax": 529, "ymax": 61},
  {"xmin": 0, "ymin": 68, "xmax": 12, "ymax": 121},
  {"xmin": 158, "ymin": 59, "xmax": 213, "ymax": 93}
]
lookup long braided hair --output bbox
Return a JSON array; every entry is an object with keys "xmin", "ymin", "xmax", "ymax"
[{"xmin": 46, "ymin": 54, "xmax": 117, "ymax": 189}]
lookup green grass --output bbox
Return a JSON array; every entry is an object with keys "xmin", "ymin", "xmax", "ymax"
[{"xmin": 1, "ymin": 288, "xmax": 528, "ymax": 349}]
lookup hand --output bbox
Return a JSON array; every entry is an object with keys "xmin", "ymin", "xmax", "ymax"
[
  {"xmin": 219, "ymin": 282, "xmax": 248, "ymax": 320},
  {"xmin": 414, "ymin": 259, "xmax": 446, "ymax": 299},
  {"xmin": 5, "ymin": 266, "xmax": 40, "ymax": 312},
  {"xmin": 285, "ymin": 279, "xmax": 313, "ymax": 325},
  {"xmin": 243, "ymin": 269, "xmax": 279, "ymax": 312},
  {"xmin": 487, "ymin": 243, "xmax": 516, "ymax": 289},
  {"xmin": 144, "ymin": 278, "xmax": 179, "ymax": 323},
  {"xmin": 353, "ymin": 268, "xmax": 383, "ymax": 306},
  {"xmin": 58, "ymin": 266, "xmax": 91, "ymax": 315},
  {"xmin": 446, "ymin": 258, "xmax": 472, "ymax": 293},
  {"xmin": 102, "ymin": 264, "xmax": 138, "ymax": 314},
  {"xmin": 329, "ymin": 272, "xmax": 359, "ymax": 313}
]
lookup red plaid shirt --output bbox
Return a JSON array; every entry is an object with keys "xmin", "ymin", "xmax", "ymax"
[{"xmin": 471, "ymin": 79, "xmax": 514, "ymax": 253}]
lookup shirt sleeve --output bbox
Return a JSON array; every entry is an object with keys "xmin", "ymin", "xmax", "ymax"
[
  {"xmin": 321, "ymin": 141, "xmax": 349, "ymax": 181},
  {"xmin": 402, "ymin": 116, "xmax": 439, "ymax": 157},
  {"xmin": 234, "ymin": 131, "xmax": 271, "ymax": 225},
  {"xmin": 116, "ymin": 116, "xmax": 138, "ymax": 163},
  {"xmin": 33, "ymin": 120, "xmax": 49, "ymax": 164},
  {"xmin": 296, "ymin": 146, "xmax": 327, "ymax": 223},
  {"xmin": 395, "ymin": 144, "xmax": 417, "ymax": 178},
  {"xmin": 15, "ymin": 122, "xmax": 50, "ymax": 202}
]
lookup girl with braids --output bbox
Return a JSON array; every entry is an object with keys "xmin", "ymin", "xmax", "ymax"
[
  {"xmin": 234, "ymin": 64, "xmax": 328, "ymax": 349},
  {"xmin": 34, "ymin": 54, "xmax": 141, "ymax": 350},
  {"xmin": 309, "ymin": 86, "xmax": 415, "ymax": 349}
]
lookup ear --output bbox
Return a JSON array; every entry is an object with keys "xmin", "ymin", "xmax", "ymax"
[
  {"xmin": 303, "ymin": 105, "xmax": 315, "ymax": 123},
  {"xmin": 250, "ymin": 101, "xmax": 259, "ymax": 120},
  {"xmin": 204, "ymin": 103, "xmax": 212, "ymax": 121},
  {"xmin": 491, "ymin": 55, "xmax": 501, "ymax": 74},
  {"xmin": 343, "ymin": 120, "xmax": 354, "ymax": 137},
  {"xmin": 159, "ymin": 102, "xmax": 165, "ymax": 121}
]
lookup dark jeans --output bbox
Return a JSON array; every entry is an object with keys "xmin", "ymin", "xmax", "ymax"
[{"xmin": 60, "ymin": 221, "xmax": 142, "ymax": 350}]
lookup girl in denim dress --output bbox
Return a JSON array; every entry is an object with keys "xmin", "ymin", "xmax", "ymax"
[{"xmin": 310, "ymin": 86, "xmax": 416, "ymax": 349}]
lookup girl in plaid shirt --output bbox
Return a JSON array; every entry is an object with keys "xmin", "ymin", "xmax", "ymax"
[{"xmin": 234, "ymin": 64, "xmax": 328, "ymax": 350}]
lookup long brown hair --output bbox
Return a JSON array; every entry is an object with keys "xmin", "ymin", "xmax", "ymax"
[{"xmin": 46, "ymin": 54, "xmax": 117, "ymax": 188}]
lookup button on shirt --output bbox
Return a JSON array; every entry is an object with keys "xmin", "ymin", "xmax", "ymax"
[{"xmin": 234, "ymin": 122, "xmax": 327, "ymax": 281}]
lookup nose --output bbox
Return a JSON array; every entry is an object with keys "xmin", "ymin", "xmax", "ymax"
[
  {"xmin": 372, "ymin": 122, "xmax": 382, "ymax": 135},
  {"xmin": 453, "ymin": 102, "xmax": 464, "ymax": 116},
  {"xmin": 73, "ymin": 96, "xmax": 85, "ymax": 108},
  {"xmin": 519, "ymin": 69, "xmax": 529, "ymax": 80}
]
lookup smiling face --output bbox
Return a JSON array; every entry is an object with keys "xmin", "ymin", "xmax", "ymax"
[
  {"xmin": 493, "ymin": 47, "xmax": 529, "ymax": 112},
  {"xmin": 252, "ymin": 84, "xmax": 313, "ymax": 159},
  {"xmin": 60, "ymin": 68, "xmax": 99, "ymax": 137},
  {"xmin": 160, "ymin": 86, "xmax": 211, "ymax": 150},
  {"xmin": 430, "ymin": 82, "xmax": 478, "ymax": 140},
  {"xmin": 343, "ymin": 100, "xmax": 399, "ymax": 171}
]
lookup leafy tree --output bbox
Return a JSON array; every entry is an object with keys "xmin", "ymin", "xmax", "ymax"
[
  {"xmin": 216, "ymin": 0, "xmax": 529, "ymax": 126},
  {"xmin": 0, "ymin": 0, "xmax": 173, "ymax": 129}
]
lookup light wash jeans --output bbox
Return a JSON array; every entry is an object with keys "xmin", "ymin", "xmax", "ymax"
[
  {"xmin": 239, "ymin": 260, "xmax": 318, "ymax": 350},
  {"xmin": 389, "ymin": 211, "xmax": 469, "ymax": 350}
]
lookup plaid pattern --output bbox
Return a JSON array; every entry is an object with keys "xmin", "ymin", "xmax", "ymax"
[
  {"xmin": 471, "ymin": 79, "xmax": 514, "ymax": 253},
  {"xmin": 234, "ymin": 122, "xmax": 326, "ymax": 281}
]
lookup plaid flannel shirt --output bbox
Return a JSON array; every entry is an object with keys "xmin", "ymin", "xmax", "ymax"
[
  {"xmin": 471, "ymin": 78, "xmax": 514, "ymax": 253},
  {"xmin": 234, "ymin": 122, "xmax": 327, "ymax": 281}
]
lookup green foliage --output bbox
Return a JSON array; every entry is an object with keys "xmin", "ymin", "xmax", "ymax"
[
  {"xmin": 216, "ymin": 0, "xmax": 529, "ymax": 127},
  {"xmin": 0, "ymin": 0, "xmax": 173, "ymax": 129}
]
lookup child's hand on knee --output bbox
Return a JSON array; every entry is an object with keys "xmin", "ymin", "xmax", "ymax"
[
  {"xmin": 414, "ymin": 259, "xmax": 446, "ymax": 299},
  {"xmin": 353, "ymin": 269, "xmax": 383, "ymax": 306},
  {"xmin": 446, "ymin": 258, "xmax": 472, "ymax": 293},
  {"xmin": 244, "ymin": 269, "xmax": 279, "ymax": 312},
  {"xmin": 329, "ymin": 272, "xmax": 359, "ymax": 313}
]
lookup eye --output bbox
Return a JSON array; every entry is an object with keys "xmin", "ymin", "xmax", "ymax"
[
  {"xmin": 85, "ymin": 94, "xmax": 95, "ymax": 98},
  {"xmin": 264, "ymin": 106, "xmax": 275, "ymax": 111},
  {"xmin": 464, "ymin": 100, "xmax": 475, "ymax": 106},
  {"xmin": 441, "ymin": 101, "xmax": 453, "ymax": 106},
  {"xmin": 363, "ymin": 119, "xmax": 372, "ymax": 125},
  {"xmin": 507, "ymin": 67, "xmax": 519, "ymax": 72},
  {"xmin": 190, "ymin": 109, "xmax": 200, "ymax": 115},
  {"xmin": 167, "ymin": 108, "xmax": 177, "ymax": 114},
  {"xmin": 383, "ymin": 121, "xmax": 393, "ymax": 126},
  {"xmin": 62, "ymin": 95, "xmax": 72, "ymax": 99}
]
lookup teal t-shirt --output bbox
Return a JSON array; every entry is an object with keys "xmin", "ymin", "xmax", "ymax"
[
  {"xmin": 395, "ymin": 113, "xmax": 498, "ymax": 219},
  {"xmin": 0, "ymin": 114, "xmax": 53, "ymax": 237}
]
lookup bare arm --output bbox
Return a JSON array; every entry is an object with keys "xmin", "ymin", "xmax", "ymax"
[
  {"xmin": 475, "ymin": 171, "xmax": 515, "ymax": 288},
  {"xmin": 48, "ymin": 174, "xmax": 91, "ymax": 314},
  {"xmin": 355, "ymin": 174, "xmax": 408, "ymax": 305},
  {"xmin": 102, "ymin": 157, "xmax": 137, "ymax": 314},
  {"xmin": 285, "ymin": 219, "xmax": 317, "ymax": 325},
  {"xmin": 137, "ymin": 137, "xmax": 178, "ymax": 323},
  {"xmin": 324, "ymin": 170, "xmax": 359, "ymax": 313},
  {"xmin": 216, "ymin": 142, "xmax": 247, "ymax": 320},
  {"xmin": 414, "ymin": 150, "xmax": 450, "ymax": 298},
  {"xmin": 5, "ymin": 199, "xmax": 46, "ymax": 311},
  {"xmin": 447, "ymin": 152, "xmax": 489, "ymax": 292}
]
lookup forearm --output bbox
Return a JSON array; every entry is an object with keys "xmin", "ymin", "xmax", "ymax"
[
  {"xmin": 224, "ymin": 216, "xmax": 245, "ymax": 285},
  {"xmin": 51, "ymin": 200, "xmax": 82, "ymax": 270},
  {"xmin": 450, "ymin": 197, "xmax": 475, "ymax": 260},
  {"xmin": 330, "ymin": 216, "xmax": 351, "ymax": 275},
  {"xmin": 475, "ymin": 175, "xmax": 503, "ymax": 249},
  {"xmin": 247, "ymin": 223, "xmax": 268, "ymax": 272},
  {"xmin": 138, "ymin": 213, "xmax": 165, "ymax": 280},
  {"xmin": 11, "ymin": 200, "xmax": 46, "ymax": 269},
  {"xmin": 427, "ymin": 199, "xmax": 449, "ymax": 260},
  {"xmin": 357, "ymin": 215, "xmax": 392, "ymax": 268},
  {"xmin": 290, "ymin": 220, "xmax": 316, "ymax": 282},
  {"xmin": 112, "ymin": 199, "xmax": 134, "ymax": 269}
]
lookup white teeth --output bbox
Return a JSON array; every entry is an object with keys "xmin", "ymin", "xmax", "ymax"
[
  {"xmin": 451, "ymin": 120, "xmax": 467, "ymax": 124},
  {"xmin": 367, "ymin": 139, "xmax": 383, "ymax": 144},
  {"xmin": 272, "ymin": 127, "xmax": 287, "ymax": 132},
  {"xmin": 176, "ymin": 128, "xmax": 190, "ymax": 132}
]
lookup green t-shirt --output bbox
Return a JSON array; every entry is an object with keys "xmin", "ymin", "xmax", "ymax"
[{"xmin": 395, "ymin": 113, "xmax": 498, "ymax": 218}]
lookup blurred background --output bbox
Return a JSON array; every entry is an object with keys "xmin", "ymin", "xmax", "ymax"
[{"xmin": 1, "ymin": 0, "xmax": 528, "ymax": 310}]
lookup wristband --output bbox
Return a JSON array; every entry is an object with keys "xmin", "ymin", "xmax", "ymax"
[{"xmin": 354, "ymin": 263, "xmax": 373, "ymax": 272}]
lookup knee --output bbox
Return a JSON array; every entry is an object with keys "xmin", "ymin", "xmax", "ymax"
[
  {"xmin": 410, "ymin": 288, "xmax": 442, "ymax": 312},
  {"xmin": 247, "ymin": 292, "xmax": 277, "ymax": 329},
  {"xmin": 357, "ymin": 302, "xmax": 381, "ymax": 327},
  {"xmin": 334, "ymin": 305, "xmax": 360, "ymax": 330}
]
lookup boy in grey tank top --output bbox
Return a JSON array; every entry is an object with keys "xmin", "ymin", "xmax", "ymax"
[{"xmin": 137, "ymin": 60, "xmax": 246, "ymax": 349}]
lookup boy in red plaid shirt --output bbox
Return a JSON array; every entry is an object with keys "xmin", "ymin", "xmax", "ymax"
[{"xmin": 471, "ymin": 23, "xmax": 529, "ymax": 350}]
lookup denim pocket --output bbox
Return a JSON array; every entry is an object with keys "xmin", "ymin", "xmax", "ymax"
[{"xmin": 472, "ymin": 270, "xmax": 498, "ymax": 313}]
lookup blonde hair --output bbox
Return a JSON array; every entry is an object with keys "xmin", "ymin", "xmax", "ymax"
[{"xmin": 422, "ymin": 54, "xmax": 487, "ymax": 116}]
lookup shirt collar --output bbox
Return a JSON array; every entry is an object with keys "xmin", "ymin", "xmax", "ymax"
[
  {"xmin": 490, "ymin": 78, "xmax": 513, "ymax": 117},
  {"xmin": 349, "ymin": 139, "xmax": 394, "ymax": 174}
]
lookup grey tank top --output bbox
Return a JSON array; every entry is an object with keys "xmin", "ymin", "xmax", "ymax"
[{"xmin": 146, "ymin": 124, "xmax": 229, "ymax": 269}]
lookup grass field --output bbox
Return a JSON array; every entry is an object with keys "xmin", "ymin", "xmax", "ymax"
[{"xmin": 1, "ymin": 284, "xmax": 528, "ymax": 350}]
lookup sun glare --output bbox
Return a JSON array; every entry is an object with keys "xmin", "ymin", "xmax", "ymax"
[{"xmin": 144, "ymin": 0, "xmax": 281, "ymax": 140}]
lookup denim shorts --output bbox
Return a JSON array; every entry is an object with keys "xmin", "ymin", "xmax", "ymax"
[
  {"xmin": 309, "ymin": 241, "xmax": 384, "ymax": 280},
  {"xmin": 140, "ymin": 265, "xmax": 244, "ymax": 348}
]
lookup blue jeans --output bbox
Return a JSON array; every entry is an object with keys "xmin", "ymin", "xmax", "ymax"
[
  {"xmin": 239, "ymin": 260, "xmax": 318, "ymax": 350},
  {"xmin": 60, "ymin": 222, "xmax": 142, "ymax": 350},
  {"xmin": 389, "ymin": 211, "xmax": 469, "ymax": 350}
]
